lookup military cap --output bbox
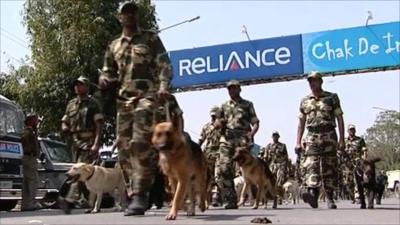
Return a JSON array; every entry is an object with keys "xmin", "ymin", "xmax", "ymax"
[
  {"xmin": 226, "ymin": 80, "xmax": 240, "ymax": 88},
  {"xmin": 272, "ymin": 131, "xmax": 280, "ymax": 136},
  {"xmin": 73, "ymin": 76, "xmax": 90, "ymax": 86},
  {"xmin": 307, "ymin": 71, "xmax": 323, "ymax": 81},
  {"xmin": 348, "ymin": 124, "xmax": 356, "ymax": 130},
  {"xmin": 118, "ymin": 1, "xmax": 138, "ymax": 14},
  {"xmin": 210, "ymin": 106, "xmax": 219, "ymax": 116},
  {"xmin": 24, "ymin": 113, "xmax": 38, "ymax": 123}
]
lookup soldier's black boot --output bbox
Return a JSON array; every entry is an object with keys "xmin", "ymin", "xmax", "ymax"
[
  {"xmin": 302, "ymin": 188, "xmax": 319, "ymax": 208},
  {"xmin": 326, "ymin": 191, "xmax": 337, "ymax": 209},
  {"xmin": 124, "ymin": 192, "xmax": 149, "ymax": 216}
]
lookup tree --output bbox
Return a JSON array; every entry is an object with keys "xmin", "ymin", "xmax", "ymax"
[
  {"xmin": 364, "ymin": 110, "xmax": 400, "ymax": 170},
  {"xmin": 17, "ymin": 0, "xmax": 158, "ymax": 141}
]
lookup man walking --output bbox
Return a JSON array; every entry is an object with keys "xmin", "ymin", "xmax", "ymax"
[{"xmin": 295, "ymin": 71, "xmax": 345, "ymax": 209}]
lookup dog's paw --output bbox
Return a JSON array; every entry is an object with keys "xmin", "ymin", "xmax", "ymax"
[
  {"xmin": 165, "ymin": 211, "xmax": 177, "ymax": 220},
  {"xmin": 84, "ymin": 209, "xmax": 92, "ymax": 214},
  {"xmin": 252, "ymin": 205, "xmax": 259, "ymax": 209},
  {"xmin": 91, "ymin": 209, "xmax": 99, "ymax": 213}
]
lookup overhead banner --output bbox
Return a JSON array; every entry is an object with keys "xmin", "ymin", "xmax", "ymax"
[
  {"xmin": 169, "ymin": 21, "xmax": 399, "ymax": 90},
  {"xmin": 303, "ymin": 21, "xmax": 400, "ymax": 73},
  {"xmin": 170, "ymin": 35, "xmax": 303, "ymax": 89}
]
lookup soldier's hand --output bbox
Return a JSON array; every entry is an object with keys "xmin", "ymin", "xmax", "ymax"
[
  {"xmin": 98, "ymin": 76, "xmax": 118, "ymax": 90},
  {"xmin": 90, "ymin": 143, "xmax": 100, "ymax": 153},
  {"xmin": 295, "ymin": 144, "xmax": 303, "ymax": 154},
  {"xmin": 157, "ymin": 89, "xmax": 170, "ymax": 102}
]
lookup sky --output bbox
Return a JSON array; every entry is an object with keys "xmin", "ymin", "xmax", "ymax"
[{"xmin": 1, "ymin": 0, "xmax": 399, "ymax": 160}]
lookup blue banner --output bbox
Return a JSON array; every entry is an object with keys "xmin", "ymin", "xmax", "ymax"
[
  {"xmin": 170, "ymin": 35, "xmax": 303, "ymax": 89},
  {"xmin": 303, "ymin": 22, "xmax": 400, "ymax": 73}
]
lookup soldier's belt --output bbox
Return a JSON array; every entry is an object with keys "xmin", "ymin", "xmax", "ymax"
[
  {"xmin": 307, "ymin": 125, "xmax": 335, "ymax": 133},
  {"xmin": 120, "ymin": 79, "xmax": 155, "ymax": 94},
  {"xmin": 73, "ymin": 131, "xmax": 94, "ymax": 139}
]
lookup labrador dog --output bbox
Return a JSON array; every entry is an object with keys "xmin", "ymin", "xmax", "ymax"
[
  {"xmin": 66, "ymin": 163, "xmax": 126, "ymax": 213},
  {"xmin": 152, "ymin": 122, "xmax": 208, "ymax": 220},
  {"xmin": 282, "ymin": 179, "xmax": 300, "ymax": 205},
  {"xmin": 354, "ymin": 157, "xmax": 381, "ymax": 209},
  {"xmin": 233, "ymin": 147, "xmax": 277, "ymax": 209}
]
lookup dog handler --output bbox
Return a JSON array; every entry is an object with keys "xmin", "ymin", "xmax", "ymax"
[
  {"xmin": 295, "ymin": 71, "xmax": 345, "ymax": 209},
  {"xmin": 98, "ymin": 1, "xmax": 172, "ymax": 216}
]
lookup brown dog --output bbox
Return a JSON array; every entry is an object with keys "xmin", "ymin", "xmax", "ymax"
[
  {"xmin": 152, "ymin": 122, "xmax": 208, "ymax": 220},
  {"xmin": 233, "ymin": 147, "xmax": 277, "ymax": 209}
]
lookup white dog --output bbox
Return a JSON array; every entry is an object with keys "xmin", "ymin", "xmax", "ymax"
[
  {"xmin": 282, "ymin": 179, "xmax": 300, "ymax": 205},
  {"xmin": 66, "ymin": 163, "xmax": 126, "ymax": 213}
]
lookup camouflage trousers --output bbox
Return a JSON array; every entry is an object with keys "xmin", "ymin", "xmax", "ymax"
[
  {"xmin": 21, "ymin": 156, "xmax": 39, "ymax": 209},
  {"xmin": 116, "ymin": 97, "xmax": 157, "ymax": 195},
  {"xmin": 270, "ymin": 162, "xmax": 288, "ymax": 187},
  {"xmin": 216, "ymin": 133, "xmax": 250, "ymax": 205},
  {"xmin": 72, "ymin": 135, "xmax": 97, "ymax": 163},
  {"xmin": 205, "ymin": 148, "xmax": 219, "ymax": 196},
  {"xmin": 301, "ymin": 130, "xmax": 338, "ymax": 193}
]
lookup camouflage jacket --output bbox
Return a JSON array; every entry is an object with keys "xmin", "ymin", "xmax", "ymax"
[
  {"xmin": 199, "ymin": 121, "xmax": 221, "ymax": 151},
  {"xmin": 299, "ymin": 91, "xmax": 343, "ymax": 131},
  {"xmin": 345, "ymin": 135, "xmax": 366, "ymax": 160},
  {"xmin": 101, "ymin": 30, "xmax": 172, "ymax": 97},
  {"xmin": 218, "ymin": 97, "xmax": 259, "ymax": 134},
  {"xmin": 264, "ymin": 142, "xmax": 289, "ymax": 165},
  {"xmin": 62, "ymin": 96, "xmax": 104, "ymax": 133},
  {"xmin": 21, "ymin": 127, "xmax": 40, "ymax": 157}
]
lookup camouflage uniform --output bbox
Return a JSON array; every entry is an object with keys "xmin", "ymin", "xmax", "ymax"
[
  {"xmin": 263, "ymin": 141, "xmax": 289, "ymax": 186},
  {"xmin": 21, "ymin": 126, "xmax": 40, "ymax": 210},
  {"xmin": 199, "ymin": 108, "xmax": 221, "ymax": 202},
  {"xmin": 62, "ymin": 95, "xmax": 104, "ymax": 163},
  {"xmin": 100, "ymin": 29, "xmax": 171, "ymax": 197},
  {"xmin": 216, "ymin": 97, "xmax": 259, "ymax": 206},
  {"xmin": 345, "ymin": 132, "xmax": 366, "ymax": 201},
  {"xmin": 299, "ymin": 91, "xmax": 343, "ymax": 194}
]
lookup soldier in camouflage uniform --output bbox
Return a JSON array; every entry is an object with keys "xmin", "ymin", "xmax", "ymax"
[
  {"xmin": 199, "ymin": 106, "xmax": 222, "ymax": 207},
  {"xmin": 61, "ymin": 76, "xmax": 104, "ymax": 210},
  {"xmin": 21, "ymin": 114, "xmax": 40, "ymax": 211},
  {"xmin": 98, "ymin": 1, "xmax": 172, "ymax": 216},
  {"xmin": 345, "ymin": 124, "xmax": 366, "ymax": 202},
  {"xmin": 295, "ymin": 71, "xmax": 345, "ymax": 209},
  {"xmin": 215, "ymin": 80, "xmax": 260, "ymax": 209},
  {"xmin": 262, "ymin": 131, "xmax": 289, "ymax": 188}
]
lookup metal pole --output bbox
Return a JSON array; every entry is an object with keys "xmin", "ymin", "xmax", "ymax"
[{"xmin": 158, "ymin": 16, "xmax": 200, "ymax": 33}]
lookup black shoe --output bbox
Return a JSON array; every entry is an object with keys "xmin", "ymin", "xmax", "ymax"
[
  {"xmin": 224, "ymin": 202, "xmax": 238, "ymax": 209},
  {"xmin": 302, "ymin": 189, "xmax": 318, "ymax": 208},
  {"xmin": 124, "ymin": 193, "xmax": 149, "ymax": 216},
  {"xmin": 58, "ymin": 197, "xmax": 72, "ymax": 214},
  {"xmin": 327, "ymin": 200, "xmax": 337, "ymax": 209}
]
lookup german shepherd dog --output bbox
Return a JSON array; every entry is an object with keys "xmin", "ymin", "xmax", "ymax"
[
  {"xmin": 152, "ymin": 122, "xmax": 208, "ymax": 220},
  {"xmin": 354, "ymin": 157, "xmax": 381, "ymax": 209},
  {"xmin": 233, "ymin": 147, "xmax": 277, "ymax": 209}
]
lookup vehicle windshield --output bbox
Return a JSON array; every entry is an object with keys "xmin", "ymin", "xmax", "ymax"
[
  {"xmin": 41, "ymin": 140, "xmax": 73, "ymax": 163},
  {"xmin": 0, "ymin": 101, "xmax": 24, "ymax": 136}
]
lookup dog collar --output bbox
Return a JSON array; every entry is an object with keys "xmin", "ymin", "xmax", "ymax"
[{"xmin": 86, "ymin": 166, "xmax": 96, "ymax": 181}]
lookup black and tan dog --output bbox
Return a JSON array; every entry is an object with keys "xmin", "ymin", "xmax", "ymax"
[
  {"xmin": 354, "ymin": 157, "xmax": 381, "ymax": 209},
  {"xmin": 233, "ymin": 147, "xmax": 277, "ymax": 209},
  {"xmin": 152, "ymin": 122, "xmax": 208, "ymax": 220}
]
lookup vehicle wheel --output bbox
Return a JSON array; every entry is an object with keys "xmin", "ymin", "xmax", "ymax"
[{"xmin": 0, "ymin": 200, "xmax": 18, "ymax": 211}]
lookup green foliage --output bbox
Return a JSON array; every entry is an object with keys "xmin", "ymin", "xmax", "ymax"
[
  {"xmin": 1, "ymin": 0, "xmax": 159, "ymax": 142},
  {"xmin": 365, "ymin": 110, "xmax": 400, "ymax": 170}
]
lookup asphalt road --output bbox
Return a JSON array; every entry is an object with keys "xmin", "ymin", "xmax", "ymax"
[{"xmin": 1, "ymin": 197, "xmax": 399, "ymax": 225}]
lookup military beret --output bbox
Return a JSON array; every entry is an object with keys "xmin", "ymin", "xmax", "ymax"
[
  {"xmin": 118, "ymin": 1, "xmax": 138, "ymax": 14},
  {"xmin": 226, "ymin": 80, "xmax": 240, "ymax": 88},
  {"xmin": 307, "ymin": 71, "xmax": 323, "ymax": 81}
]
